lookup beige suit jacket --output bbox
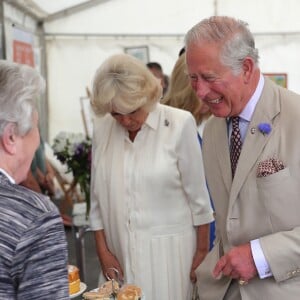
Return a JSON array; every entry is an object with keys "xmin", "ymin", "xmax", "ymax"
[{"xmin": 196, "ymin": 77, "xmax": 300, "ymax": 300}]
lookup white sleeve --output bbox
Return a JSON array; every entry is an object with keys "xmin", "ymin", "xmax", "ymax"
[
  {"xmin": 177, "ymin": 114, "xmax": 214, "ymax": 226},
  {"xmin": 251, "ymin": 239, "xmax": 273, "ymax": 278},
  {"xmin": 88, "ymin": 121, "xmax": 104, "ymax": 231}
]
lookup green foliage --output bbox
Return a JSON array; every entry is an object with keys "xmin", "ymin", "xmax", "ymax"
[{"xmin": 52, "ymin": 132, "xmax": 92, "ymax": 216}]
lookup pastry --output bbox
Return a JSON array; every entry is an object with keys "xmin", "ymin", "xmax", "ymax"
[
  {"xmin": 83, "ymin": 291, "xmax": 111, "ymax": 300},
  {"xmin": 83, "ymin": 280, "xmax": 119, "ymax": 300},
  {"xmin": 99, "ymin": 280, "xmax": 120, "ymax": 294},
  {"xmin": 117, "ymin": 285, "xmax": 142, "ymax": 300},
  {"xmin": 68, "ymin": 264, "xmax": 80, "ymax": 295}
]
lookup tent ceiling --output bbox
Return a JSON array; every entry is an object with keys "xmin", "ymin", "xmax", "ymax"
[
  {"xmin": 9, "ymin": 0, "xmax": 110, "ymax": 21},
  {"xmin": 27, "ymin": 0, "xmax": 91, "ymax": 15}
]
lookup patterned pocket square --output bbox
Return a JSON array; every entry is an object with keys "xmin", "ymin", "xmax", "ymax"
[{"xmin": 257, "ymin": 158, "xmax": 285, "ymax": 177}]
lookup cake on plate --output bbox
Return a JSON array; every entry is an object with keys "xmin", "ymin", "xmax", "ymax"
[{"xmin": 68, "ymin": 264, "xmax": 80, "ymax": 295}]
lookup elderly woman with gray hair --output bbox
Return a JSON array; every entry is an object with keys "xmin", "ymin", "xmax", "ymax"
[
  {"xmin": 0, "ymin": 60, "xmax": 69, "ymax": 299},
  {"xmin": 89, "ymin": 54, "xmax": 214, "ymax": 299}
]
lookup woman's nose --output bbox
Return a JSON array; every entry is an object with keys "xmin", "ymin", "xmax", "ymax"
[{"xmin": 119, "ymin": 115, "xmax": 131, "ymax": 126}]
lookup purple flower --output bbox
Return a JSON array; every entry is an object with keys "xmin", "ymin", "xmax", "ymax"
[
  {"xmin": 75, "ymin": 143, "xmax": 84, "ymax": 156},
  {"xmin": 258, "ymin": 123, "xmax": 272, "ymax": 135}
]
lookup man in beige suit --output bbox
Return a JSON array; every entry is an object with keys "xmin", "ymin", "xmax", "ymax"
[{"xmin": 185, "ymin": 16, "xmax": 300, "ymax": 299}]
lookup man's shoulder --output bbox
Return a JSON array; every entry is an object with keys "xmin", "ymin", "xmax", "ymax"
[
  {"xmin": 280, "ymin": 88, "xmax": 300, "ymax": 111},
  {"xmin": 264, "ymin": 78, "xmax": 300, "ymax": 109}
]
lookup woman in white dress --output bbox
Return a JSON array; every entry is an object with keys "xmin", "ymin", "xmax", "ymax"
[{"xmin": 89, "ymin": 54, "xmax": 214, "ymax": 300}]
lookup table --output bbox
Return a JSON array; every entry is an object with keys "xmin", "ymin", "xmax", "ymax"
[{"xmin": 72, "ymin": 202, "xmax": 90, "ymax": 282}]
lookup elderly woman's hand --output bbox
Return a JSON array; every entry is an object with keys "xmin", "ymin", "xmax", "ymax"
[
  {"xmin": 95, "ymin": 230, "xmax": 124, "ymax": 282},
  {"xmin": 190, "ymin": 248, "xmax": 208, "ymax": 283},
  {"xmin": 99, "ymin": 249, "xmax": 124, "ymax": 282},
  {"xmin": 190, "ymin": 224, "xmax": 210, "ymax": 283}
]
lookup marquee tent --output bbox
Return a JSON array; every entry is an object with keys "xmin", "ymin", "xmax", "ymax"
[{"xmin": 2, "ymin": 0, "xmax": 300, "ymax": 142}]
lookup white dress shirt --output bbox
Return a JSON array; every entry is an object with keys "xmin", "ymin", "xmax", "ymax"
[{"xmin": 0, "ymin": 168, "xmax": 15, "ymax": 183}]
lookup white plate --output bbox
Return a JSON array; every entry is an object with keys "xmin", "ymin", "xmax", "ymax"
[
  {"xmin": 87, "ymin": 288, "xmax": 145, "ymax": 299},
  {"xmin": 70, "ymin": 282, "xmax": 87, "ymax": 299}
]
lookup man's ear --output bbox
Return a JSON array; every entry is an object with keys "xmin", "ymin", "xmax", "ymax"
[
  {"xmin": 2, "ymin": 123, "xmax": 18, "ymax": 155},
  {"xmin": 242, "ymin": 57, "xmax": 255, "ymax": 83}
]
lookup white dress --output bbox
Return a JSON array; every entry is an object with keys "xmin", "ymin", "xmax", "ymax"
[{"xmin": 89, "ymin": 103, "xmax": 213, "ymax": 300}]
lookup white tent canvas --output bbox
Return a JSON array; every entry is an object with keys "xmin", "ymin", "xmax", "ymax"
[{"xmin": 4, "ymin": 0, "xmax": 300, "ymax": 142}]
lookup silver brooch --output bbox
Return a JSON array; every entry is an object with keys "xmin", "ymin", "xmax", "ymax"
[{"xmin": 250, "ymin": 127, "xmax": 256, "ymax": 134}]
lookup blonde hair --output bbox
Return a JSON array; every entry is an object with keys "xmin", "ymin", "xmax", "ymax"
[
  {"xmin": 91, "ymin": 54, "xmax": 162, "ymax": 116},
  {"xmin": 163, "ymin": 53, "xmax": 210, "ymax": 125}
]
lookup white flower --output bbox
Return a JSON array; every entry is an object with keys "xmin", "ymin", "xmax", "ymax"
[{"xmin": 53, "ymin": 132, "xmax": 68, "ymax": 152}]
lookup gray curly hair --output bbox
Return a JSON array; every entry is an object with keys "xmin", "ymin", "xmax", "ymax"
[
  {"xmin": 0, "ymin": 60, "xmax": 45, "ymax": 136},
  {"xmin": 185, "ymin": 16, "xmax": 259, "ymax": 75}
]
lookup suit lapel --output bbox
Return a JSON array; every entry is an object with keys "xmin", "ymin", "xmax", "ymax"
[
  {"xmin": 230, "ymin": 78, "xmax": 281, "ymax": 202},
  {"xmin": 213, "ymin": 117, "xmax": 232, "ymax": 193}
]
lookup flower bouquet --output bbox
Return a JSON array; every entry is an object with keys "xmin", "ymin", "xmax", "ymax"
[{"xmin": 52, "ymin": 132, "xmax": 92, "ymax": 217}]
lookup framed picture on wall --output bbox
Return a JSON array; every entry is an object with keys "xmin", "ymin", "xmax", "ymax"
[
  {"xmin": 264, "ymin": 73, "xmax": 287, "ymax": 88},
  {"xmin": 124, "ymin": 46, "xmax": 149, "ymax": 64}
]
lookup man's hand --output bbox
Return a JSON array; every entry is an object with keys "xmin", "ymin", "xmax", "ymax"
[{"xmin": 213, "ymin": 243, "xmax": 257, "ymax": 282}]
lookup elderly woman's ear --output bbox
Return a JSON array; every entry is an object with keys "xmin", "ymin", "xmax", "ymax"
[{"xmin": 1, "ymin": 123, "xmax": 18, "ymax": 155}]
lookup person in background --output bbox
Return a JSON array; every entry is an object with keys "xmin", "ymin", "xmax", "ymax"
[
  {"xmin": 20, "ymin": 137, "xmax": 73, "ymax": 227},
  {"xmin": 21, "ymin": 138, "xmax": 55, "ymax": 196},
  {"xmin": 185, "ymin": 16, "xmax": 300, "ymax": 300},
  {"xmin": 178, "ymin": 46, "xmax": 186, "ymax": 57},
  {"xmin": 163, "ymin": 52, "xmax": 215, "ymax": 250},
  {"xmin": 89, "ymin": 53, "xmax": 214, "ymax": 299},
  {"xmin": 31, "ymin": 138, "xmax": 55, "ymax": 195},
  {"xmin": 163, "ymin": 52, "xmax": 211, "ymax": 137},
  {"xmin": 0, "ymin": 60, "xmax": 69, "ymax": 299},
  {"xmin": 163, "ymin": 73, "xmax": 169, "ymax": 94},
  {"xmin": 146, "ymin": 61, "xmax": 168, "ymax": 95}
]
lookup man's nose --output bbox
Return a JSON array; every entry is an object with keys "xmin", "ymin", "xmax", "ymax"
[{"xmin": 192, "ymin": 79, "xmax": 210, "ymax": 99}]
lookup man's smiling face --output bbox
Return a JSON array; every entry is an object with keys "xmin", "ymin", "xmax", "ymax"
[{"xmin": 186, "ymin": 42, "xmax": 250, "ymax": 118}]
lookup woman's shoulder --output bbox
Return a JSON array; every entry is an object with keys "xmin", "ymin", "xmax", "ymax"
[
  {"xmin": 93, "ymin": 114, "xmax": 115, "ymax": 138},
  {"xmin": 158, "ymin": 103, "xmax": 193, "ymax": 121},
  {"xmin": 93, "ymin": 113, "xmax": 113, "ymax": 128},
  {"xmin": 157, "ymin": 104, "xmax": 197, "ymax": 135}
]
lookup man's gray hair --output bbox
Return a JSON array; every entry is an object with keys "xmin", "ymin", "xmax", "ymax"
[
  {"xmin": 0, "ymin": 61, "xmax": 45, "ymax": 136},
  {"xmin": 185, "ymin": 16, "xmax": 259, "ymax": 74}
]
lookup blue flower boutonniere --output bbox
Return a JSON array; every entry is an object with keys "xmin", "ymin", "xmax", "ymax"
[{"xmin": 258, "ymin": 123, "xmax": 272, "ymax": 135}]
